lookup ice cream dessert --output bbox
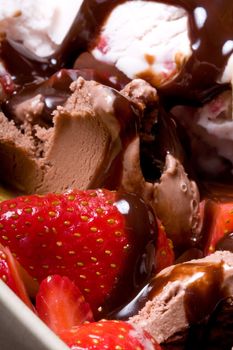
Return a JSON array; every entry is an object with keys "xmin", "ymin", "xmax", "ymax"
[
  {"xmin": 0, "ymin": 1, "xmax": 233, "ymax": 350},
  {"xmin": 0, "ymin": 0, "xmax": 82, "ymax": 56},
  {"xmin": 128, "ymin": 251, "xmax": 233, "ymax": 349}
]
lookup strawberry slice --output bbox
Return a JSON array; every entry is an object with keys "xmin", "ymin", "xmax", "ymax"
[
  {"xmin": 204, "ymin": 201, "xmax": 233, "ymax": 255},
  {"xmin": 155, "ymin": 220, "xmax": 174, "ymax": 273},
  {"xmin": 36, "ymin": 275, "xmax": 94, "ymax": 335},
  {"xmin": 0, "ymin": 189, "xmax": 156, "ymax": 316},
  {"xmin": 59, "ymin": 320, "xmax": 162, "ymax": 350},
  {"xmin": 0, "ymin": 243, "xmax": 34, "ymax": 310}
]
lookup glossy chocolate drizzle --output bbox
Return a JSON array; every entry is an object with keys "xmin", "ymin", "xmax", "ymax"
[
  {"xmin": 0, "ymin": 2, "xmax": 233, "ymax": 346},
  {"xmin": 1, "ymin": 0, "xmax": 233, "ymax": 191},
  {"xmin": 90, "ymin": 87, "xmax": 140, "ymax": 190},
  {"xmin": 216, "ymin": 232, "xmax": 233, "ymax": 253},
  {"xmin": 111, "ymin": 261, "xmax": 226, "ymax": 322},
  {"xmin": 99, "ymin": 192, "xmax": 157, "ymax": 318},
  {"xmin": 1, "ymin": 0, "xmax": 233, "ymax": 105}
]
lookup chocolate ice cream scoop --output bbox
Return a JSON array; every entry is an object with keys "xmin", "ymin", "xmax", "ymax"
[
  {"xmin": 126, "ymin": 251, "xmax": 233, "ymax": 347},
  {"xmin": 153, "ymin": 154, "xmax": 202, "ymax": 250},
  {"xmin": 121, "ymin": 144, "xmax": 202, "ymax": 251},
  {"xmin": 0, "ymin": 77, "xmax": 139, "ymax": 193}
]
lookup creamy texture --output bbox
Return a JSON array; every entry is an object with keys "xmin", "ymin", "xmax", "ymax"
[
  {"xmin": 0, "ymin": 0, "xmax": 82, "ymax": 56},
  {"xmin": 92, "ymin": 1, "xmax": 191, "ymax": 87},
  {"xmin": 129, "ymin": 251, "xmax": 233, "ymax": 344},
  {"xmin": 0, "ymin": 77, "xmax": 139, "ymax": 194},
  {"xmin": 153, "ymin": 154, "xmax": 202, "ymax": 250}
]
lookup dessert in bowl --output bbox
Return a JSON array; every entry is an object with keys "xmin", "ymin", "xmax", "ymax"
[{"xmin": 0, "ymin": 1, "xmax": 233, "ymax": 349}]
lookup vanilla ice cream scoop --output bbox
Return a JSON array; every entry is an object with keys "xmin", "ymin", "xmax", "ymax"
[
  {"xmin": 0, "ymin": 0, "xmax": 82, "ymax": 57},
  {"xmin": 92, "ymin": 1, "xmax": 191, "ymax": 87},
  {"xmin": 0, "ymin": 0, "xmax": 191, "ymax": 88}
]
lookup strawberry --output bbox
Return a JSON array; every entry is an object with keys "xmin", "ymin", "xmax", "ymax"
[
  {"xmin": 155, "ymin": 220, "xmax": 174, "ymax": 273},
  {"xmin": 36, "ymin": 275, "xmax": 94, "ymax": 334},
  {"xmin": 59, "ymin": 320, "xmax": 162, "ymax": 350},
  {"xmin": 0, "ymin": 189, "xmax": 156, "ymax": 317},
  {"xmin": 204, "ymin": 200, "xmax": 233, "ymax": 255},
  {"xmin": 0, "ymin": 243, "xmax": 34, "ymax": 309}
]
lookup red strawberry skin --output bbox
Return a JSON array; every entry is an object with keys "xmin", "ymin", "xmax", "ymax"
[
  {"xmin": 0, "ymin": 243, "xmax": 34, "ymax": 309},
  {"xmin": 59, "ymin": 320, "xmax": 162, "ymax": 350},
  {"xmin": 0, "ymin": 245, "xmax": 18, "ymax": 293},
  {"xmin": 155, "ymin": 221, "xmax": 174, "ymax": 273},
  {"xmin": 36, "ymin": 275, "xmax": 94, "ymax": 335},
  {"xmin": 0, "ymin": 189, "xmax": 156, "ymax": 316},
  {"xmin": 204, "ymin": 201, "xmax": 233, "ymax": 255}
]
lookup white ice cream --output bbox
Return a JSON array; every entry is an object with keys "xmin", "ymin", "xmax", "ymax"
[
  {"xmin": 92, "ymin": 1, "xmax": 191, "ymax": 87},
  {"xmin": 0, "ymin": 1, "xmax": 191, "ymax": 87},
  {"xmin": 172, "ymin": 90, "xmax": 233, "ymax": 172},
  {"xmin": 0, "ymin": 0, "xmax": 82, "ymax": 57}
]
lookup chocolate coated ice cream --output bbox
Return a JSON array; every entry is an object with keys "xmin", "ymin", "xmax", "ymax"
[
  {"xmin": 128, "ymin": 251, "xmax": 233, "ymax": 348},
  {"xmin": 0, "ymin": 1, "xmax": 233, "ymax": 349},
  {"xmin": 0, "ymin": 77, "xmax": 140, "ymax": 193}
]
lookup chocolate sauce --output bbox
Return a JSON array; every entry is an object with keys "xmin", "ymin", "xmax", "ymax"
[
  {"xmin": 0, "ymin": 39, "xmax": 54, "ymax": 85},
  {"xmin": 2, "ymin": 69, "xmax": 80, "ymax": 125},
  {"xmin": 1, "ymin": 0, "xmax": 232, "ymax": 191},
  {"xmin": 99, "ymin": 192, "xmax": 157, "ymax": 318},
  {"xmin": 159, "ymin": 0, "xmax": 233, "ymax": 105},
  {"xmin": 182, "ymin": 296, "xmax": 233, "ymax": 350},
  {"xmin": 2, "ymin": 68, "xmax": 115, "ymax": 125},
  {"xmin": 111, "ymin": 261, "xmax": 227, "ymax": 324},
  {"xmin": 216, "ymin": 232, "xmax": 233, "ymax": 253},
  {"xmin": 74, "ymin": 52, "xmax": 130, "ymax": 90},
  {"xmin": 150, "ymin": 262, "xmax": 225, "ymax": 324},
  {"xmin": 2, "ymin": 59, "xmax": 129, "ymax": 127},
  {"xmin": 52, "ymin": 0, "xmax": 233, "ymax": 105},
  {"xmin": 199, "ymin": 296, "xmax": 233, "ymax": 350},
  {"xmin": 89, "ymin": 89, "xmax": 139, "ymax": 190},
  {"xmin": 1, "ymin": 0, "xmax": 233, "ymax": 106},
  {"xmin": 141, "ymin": 107, "xmax": 186, "ymax": 183},
  {"xmin": 175, "ymin": 248, "xmax": 204, "ymax": 264}
]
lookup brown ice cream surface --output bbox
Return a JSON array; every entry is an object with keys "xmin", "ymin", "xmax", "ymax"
[
  {"xmin": 0, "ymin": 77, "xmax": 138, "ymax": 193},
  {"xmin": 122, "ymin": 145, "xmax": 202, "ymax": 250},
  {"xmin": 0, "ymin": 75, "xmax": 202, "ymax": 257},
  {"xmin": 120, "ymin": 79, "xmax": 202, "ymax": 250},
  {"xmin": 153, "ymin": 154, "xmax": 202, "ymax": 250},
  {"xmin": 129, "ymin": 251, "xmax": 233, "ymax": 345}
]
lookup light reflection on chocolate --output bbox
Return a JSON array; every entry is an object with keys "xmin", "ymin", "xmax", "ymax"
[
  {"xmin": 111, "ymin": 261, "xmax": 227, "ymax": 325},
  {"xmin": 1, "ymin": 0, "xmax": 233, "ymax": 106},
  {"xmin": 98, "ymin": 191, "xmax": 157, "ymax": 318}
]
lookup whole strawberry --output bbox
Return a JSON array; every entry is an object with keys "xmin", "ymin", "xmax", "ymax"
[
  {"xmin": 59, "ymin": 320, "xmax": 162, "ymax": 350},
  {"xmin": 0, "ymin": 189, "xmax": 156, "ymax": 317}
]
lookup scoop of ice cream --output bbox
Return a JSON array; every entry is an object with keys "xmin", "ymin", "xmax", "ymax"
[
  {"xmin": 92, "ymin": 1, "xmax": 191, "ymax": 87},
  {"xmin": 121, "ymin": 138, "xmax": 202, "ymax": 251},
  {"xmin": 120, "ymin": 80, "xmax": 202, "ymax": 251},
  {"xmin": 153, "ymin": 154, "xmax": 202, "ymax": 250},
  {"xmin": 0, "ymin": 0, "xmax": 82, "ymax": 56},
  {"xmin": 128, "ymin": 251, "xmax": 233, "ymax": 346},
  {"xmin": 0, "ymin": 77, "xmax": 139, "ymax": 193}
]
